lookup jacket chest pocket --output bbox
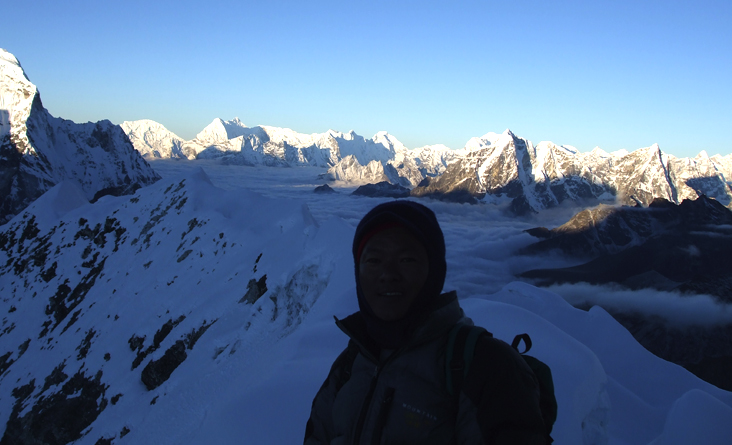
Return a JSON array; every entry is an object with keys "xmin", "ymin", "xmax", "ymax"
[{"xmin": 379, "ymin": 386, "xmax": 455, "ymax": 444}]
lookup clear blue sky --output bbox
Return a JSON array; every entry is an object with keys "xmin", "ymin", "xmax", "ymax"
[{"xmin": 5, "ymin": 0, "xmax": 731, "ymax": 157}]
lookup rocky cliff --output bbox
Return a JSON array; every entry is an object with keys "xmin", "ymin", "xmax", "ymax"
[{"xmin": 0, "ymin": 49, "xmax": 159, "ymax": 224}]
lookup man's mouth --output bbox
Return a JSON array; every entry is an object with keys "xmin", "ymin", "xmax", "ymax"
[{"xmin": 379, "ymin": 292, "xmax": 404, "ymax": 297}]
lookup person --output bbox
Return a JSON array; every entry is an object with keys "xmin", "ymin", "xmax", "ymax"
[{"xmin": 305, "ymin": 200, "xmax": 546, "ymax": 444}]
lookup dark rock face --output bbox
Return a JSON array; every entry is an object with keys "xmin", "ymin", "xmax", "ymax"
[
  {"xmin": 609, "ymin": 312, "xmax": 732, "ymax": 392},
  {"xmin": 520, "ymin": 196, "xmax": 732, "ymax": 300},
  {"xmin": 141, "ymin": 340, "xmax": 188, "ymax": 391},
  {"xmin": 240, "ymin": 275, "xmax": 268, "ymax": 304},
  {"xmin": 139, "ymin": 320, "xmax": 216, "ymax": 390},
  {"xmin": 313, "ymin": 184, "xmax": 337, "ymax": 194},
  {"xmin": 0, "ymin": 131, "xmax": 56, "ymax": 224},
  {"xmin": 409, "ymin": 178, "xmax": 479, "ymax": 204},
  {"xmin": 522, "ymin": 233, "xmax": 732, "ymax": 300},
  {"xmin": 520, "ymin": 196, "xmax": 732, "ymax": 390},
  {"xmin": 1, "ymin": 112, "xmax": 160, "ymax": 224},
  {"xmin": 351, "ymin": 181, "xmax": 410, "ymax": 198},
  {"xmin": 130, "ymin": 316, "xmax": 187, "ymax": 370},
  {"xmin": 522, "ymin": 196, "xmax": 732, "ymax": 260},
  {"xmin": 0, "ymin": 370, "xmax": 109, "ymax": 445}
]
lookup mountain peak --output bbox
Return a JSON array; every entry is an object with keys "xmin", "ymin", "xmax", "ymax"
[
  {"xmin": 0, "ymin": 48, "xmax": 30, "ymax": 82},
  {"xmin": 1, "ymin": 49, "xmax": 39, "ymax": 144},
  {"xmin": 195, "ymin": 117, "xmax": 249, "ymax": 142}
]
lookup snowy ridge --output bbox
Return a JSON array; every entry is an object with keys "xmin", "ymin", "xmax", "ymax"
[
  {"xmin": 710, "ymin": 154, "xmax": 732, "ymax": 183},
  {"xmin": 413, "ymin": 130, "xmax": 732, "ymax": 213},
  {"xmin": 124, "ymin": 117, "xmax": 731, "ymax": 208},
  {"xmin": 120, "ymin": 120, "xmax": 185, "ymax": 160},
  {"xmin": 0, "ymin": 48, "xmax": 160, "ymax": 224},
  {"xmin": 123, "ymin": 119, "xmax": 454, "ymax": 186},
  {"xmin": 325, "ymin": 155, "xmax": 390, "ymax": 185},
  {"xmin": 193, "ymin": 117, "xmax": 251, "ymax": 142},
  {"xmin": 178, "ymin": 119, "xmax": 407, "ymax": 167},
  {"xmin": 0, "ymin": 169, "xmax": 343, "ymax": 444},
  {"xmin": 1, "ymin": 170, "xmax": 731, "ymax": 444}
]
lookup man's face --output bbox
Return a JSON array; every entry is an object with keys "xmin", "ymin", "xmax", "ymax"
[{"xmin": 359, "ymin": 227, "xmax": 429, "ymax": 321}]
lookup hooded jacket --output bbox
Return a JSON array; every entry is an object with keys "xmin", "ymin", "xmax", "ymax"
[
  {"xmin": 304, "ymin": 292, "xmax": 547, "ymax": 444},
  {"xmin": 306, "ymin": 201, "xmax": 546, "ymax": 444}
]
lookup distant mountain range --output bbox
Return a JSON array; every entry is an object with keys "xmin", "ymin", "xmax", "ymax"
[
  {"xmin": 121, "ymin": 117, "xmax": 456, "ymax": 188},
  {"xmin": 0, "ymin": 49, "xmax": 159, "ymax": 224},
  {"xmin": 412, "ymin": 130, "xmax": 732, "ymax": 213},
  {"xmin": 3, "ymin": 44, "xmax": 731, "ymax": 223},
  {"xmin": 122, "ymin": 121, "xmax": 732, "ymax": 214}
]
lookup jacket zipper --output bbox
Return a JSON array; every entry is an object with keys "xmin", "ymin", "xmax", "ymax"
[
  {"xmin": 353, "ymin": 370, "xmax": 379, "ymax": 443},
  {"xmin": 371, "ymin": 387, "xmax": 396, "ymax": 445},
  {"xmin": 335, "ymin": 318, "xmax": 403, "ymax": 444}
]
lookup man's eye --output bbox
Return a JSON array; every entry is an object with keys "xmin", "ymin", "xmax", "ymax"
[
  {"xmin": 364, "ymin": 258, "xmax": 381, "ymax": 264},
  {"xmin": 400, "ymin": 257, "xmax": 417, "ymax": 263}
]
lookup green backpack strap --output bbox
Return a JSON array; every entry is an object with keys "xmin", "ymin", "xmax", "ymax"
[
  {"xmin": 446, "ymin": 324, "xmax": 491, "ymax": 396},
  {"xmin": 448, "ymin": 329, "xmax": 558, "ymax": 443},
  {"xmin": 512, "ymin": 334, "xmax": 558, "ymax": 442}
]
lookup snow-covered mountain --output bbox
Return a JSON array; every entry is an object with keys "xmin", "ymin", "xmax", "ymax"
[
  {"xmin": 124, "ymin": 120, "xmax": 731, "ymax": 211},
  {"xmin": 410, "ymin": 143, "xmax": 461, "ymax": 177},
  {"xmin": 0, "ymin": 49, "xmax": 160, "ymax": 224},
  {"xmin": 710, "ymin": 153, "xmax": 732, "ymax": 180},
  {"xmin": 412, "ymin": 129, "xmax": 732, "ymax": 213},
  {"xmin": 1, "ymin": 168, "xmax": 731, "ymax": 444},
  {"xmin": 119, "ymin": 120, "xmax": 185, "ymax": 160},
  {"xmin": 123, "ymin": 118, "xmax": 453, "ymax": 186}
]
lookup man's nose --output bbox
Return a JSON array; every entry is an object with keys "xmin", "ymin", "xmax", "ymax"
[{"xmin": 378, "ymin": 260, "xmax": 403, "ymax": 282}]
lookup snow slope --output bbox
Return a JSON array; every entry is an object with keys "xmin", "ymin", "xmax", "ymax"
[{"xmin": 1, "ymin": 163, "xmax": 730, "ymax": 444}]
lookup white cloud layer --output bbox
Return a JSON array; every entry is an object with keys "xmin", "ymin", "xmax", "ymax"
[
  {"xmin": 150, "ymin": 159, "xmax": 732, "ymax": 329},
  {"xmin": 547, "ymin": 283, "xmax": 732, "ymax": 327}
]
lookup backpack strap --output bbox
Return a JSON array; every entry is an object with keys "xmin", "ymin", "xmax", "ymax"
[
  {"xmin": 446, "ymin": 324, "xmax": 491, "ymax": 396},
  {"xmin": 511, "ymin": 333, "xmax": 532, "ymax": 354},
  {"xmin": 447, "ymin": 327, "xmax": 557, "ymax": 443},
  {"xmin": 512, "ymin": 334, "xmax": 557, "ymax": 443}
]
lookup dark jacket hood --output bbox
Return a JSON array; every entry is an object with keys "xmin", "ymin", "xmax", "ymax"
[{"xmin": 352, "ymin": 200, "xmax": 448, "ymax": 349}]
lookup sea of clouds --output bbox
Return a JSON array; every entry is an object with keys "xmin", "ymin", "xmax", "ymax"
[{"xmin": 149, "ymin": 159, "xmax": 732, "ymax": 329}]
